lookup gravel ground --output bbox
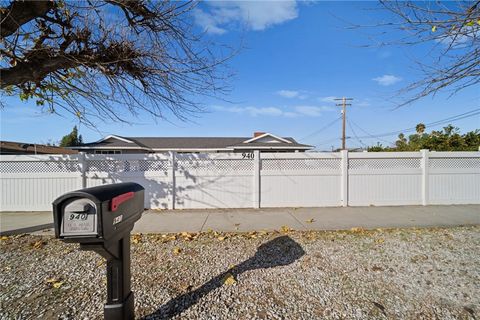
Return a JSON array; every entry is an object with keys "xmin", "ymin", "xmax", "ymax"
[{"xmin": 0, "ymin": 226, "xmax": 479, "ymax": 320}]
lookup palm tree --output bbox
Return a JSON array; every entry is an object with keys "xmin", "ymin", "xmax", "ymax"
[{"xmin": 416, "ymin": 123, "xmax": 426, "ymax": 135}]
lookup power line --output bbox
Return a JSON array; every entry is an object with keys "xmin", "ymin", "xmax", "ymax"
[
  {"xmin": 312, "ymin": 107, "xmax": 479, "ymax": 150},
  {"xmin": 301, "ymin": 116, "xmax": 342, "ymax": 141},
  {"xmin": 346, "ymin": 119, "xmax": 368, "ymax": 148},
  {"xmin": 349, "ymin": 119, "xmax": 396, "ymax": 146},
  {"xmin": 355, "ymin": 108, "xmax": 480, "ymax": 139}
]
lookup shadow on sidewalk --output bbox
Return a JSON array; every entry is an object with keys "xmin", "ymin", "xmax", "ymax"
[{"xmin": 143, "ymin": 235, "xmax": 305, "ymax": 319}]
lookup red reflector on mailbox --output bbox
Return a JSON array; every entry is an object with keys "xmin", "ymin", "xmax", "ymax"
[{"xmin": 110, "ymin": 192, "xmax": 135, "ymax": 211}]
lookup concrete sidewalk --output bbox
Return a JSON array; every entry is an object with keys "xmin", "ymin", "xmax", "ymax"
[{"xmin": 1, "ymin": 205, "xmax": 479, "ymax": 235}]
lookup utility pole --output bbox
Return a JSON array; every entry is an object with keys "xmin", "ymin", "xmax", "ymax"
[{"xmin": 335, "ymin": 97, "xmax": 353, "ymax": 150}]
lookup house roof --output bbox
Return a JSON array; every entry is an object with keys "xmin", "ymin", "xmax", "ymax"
[
  {"xmin": 74, "ymin": 134, "xmax": 313, "ymax": 151},
  {"xmin": 0, "ymin": 141, "xmax": 78, "ymax": 154}
]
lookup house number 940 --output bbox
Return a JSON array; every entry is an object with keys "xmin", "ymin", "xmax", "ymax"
[{"xmin": 242, "ymin": 152, "xmax": 254, "ymax": 159}]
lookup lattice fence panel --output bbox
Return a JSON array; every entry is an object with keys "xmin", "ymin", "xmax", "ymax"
[
  {"xmin": 429, "ymin": 158, "xmax": 480, "ymax": 169},
  {"xmin": 87, "ymin": 160, "xmax": 126, "ymax": 172},
  {"xmin": 176, "ymin": 159, "xmax": 254, "ymax": 172},
  {"xmin": 349, "ymin": 158, "xmax": 421, "ymax": 170},
  {"xmin": 0, "ymin": 161, "xmax": 80, "ymax": 173},
  {"xmin": 138, "ymin": 160, "xmax": 169, "ymax": 172},
  {"xmin": 262, "ymin": 158, "xmax": 341, "ymax": 171}
]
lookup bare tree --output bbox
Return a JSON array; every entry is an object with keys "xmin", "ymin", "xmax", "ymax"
[
  {"xmin": 0, "ymin": 0, "xmax": 234, "ymax": 125},
  {"xmin": 354, "ymin": 1, "xmax": 480, "ymax": 105}
]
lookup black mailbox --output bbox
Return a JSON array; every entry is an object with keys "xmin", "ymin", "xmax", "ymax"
[{"xmin": 53, "ymin": 182, "xmax": 145, "ymax": 320}]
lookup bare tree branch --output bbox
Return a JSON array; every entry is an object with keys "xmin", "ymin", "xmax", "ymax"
[
  {"xmin": 349, "ymin": 1, "xmax": 480, "ymax": 106},
  {"xmin": 0, "ymin": 0, "xmax": 236, "ymax": 126}
]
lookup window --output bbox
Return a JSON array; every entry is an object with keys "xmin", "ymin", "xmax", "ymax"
[{"xmin": 94, "ymin": 150, "xmax": 122, "ymax": 154}]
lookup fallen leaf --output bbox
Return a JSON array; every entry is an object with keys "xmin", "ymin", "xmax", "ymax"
[
  {"xmin": 247, "ymin": 231, "xmax": 257, "ymax": 239},
  {"xmin": 305, "ymin": 218, "xmax": 315, "ymax": 223},
  {"xmin": 217, "ymin": 236, "xmax": 226, "ymax": 241},
  {"xmin": 280, "ymin": 226, "xmax": 291, "ymax": 233},
  {"xmin": 173, "ymin": 247, "xmax": 182, "ymax": 254},
  {"xmin": 31, "ymin": 240, "xmax": 46, "ymax": 249},
  {"xmin": 375, "ymin": 238, "xmax": 385, "ymax": 244},
  {"xmin": 371, "ymin": 265, "xmax": 383, "ymax": 271},
  {"xmin": 46, "ymin": 278, "xmax": 64, "ymax": 289},
  {"xmin": 132, "ymin": 234, "xmax": 142, "ymax": 244},
  {"xmin": 0, "ymin": 236, "xmax": 9, "ymax": 241},
  {"xmin": 222, "ymin": 273, "xmax": 236, "ymax": 286},
  {"xmin": 431, "ymin": 25, "xmax": 437, "ymax": 32},
  {"xmin": 350, "ymin": 227, "xmax": 365, "ymax": 234},
  {"xmin": 410, "ymin": 254, "xmax": 428, "ymax": 263}
]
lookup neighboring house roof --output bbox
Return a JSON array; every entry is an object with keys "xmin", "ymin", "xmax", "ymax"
[
  {"xmin": 73, "ymin": 133, "xmax": 313, "ymax": 151},
  {"xmin": 0, "ymin": 141, "xmax": 78, "ymax": 155}
]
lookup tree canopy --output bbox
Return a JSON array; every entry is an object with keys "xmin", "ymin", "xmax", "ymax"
[
  {"xmin": 0, "ymin": 0, "xmax": 233, "ymax": 125},
  {"xmin": 59, "ymin": 126, "xmax": 83, "ymax": 147},
  {"xmin": 368, "ymin": 124, "xmax": 480, "ymax": 152}
]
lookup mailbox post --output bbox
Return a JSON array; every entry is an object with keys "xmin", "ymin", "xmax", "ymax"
[{"xmin": 53, "ymin": 182, "xmax": 145, "ymax": 320}]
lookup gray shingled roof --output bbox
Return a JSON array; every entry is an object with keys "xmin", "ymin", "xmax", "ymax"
[{"xmin": 78, "ymin": 136, "xmax": 312, "ymax": 150}]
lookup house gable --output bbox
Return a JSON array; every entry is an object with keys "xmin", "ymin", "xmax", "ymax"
[
  {"xmin": 242, "ymin": 133, "xmax": 292, "ymax": 144},
  {"xmin": 97, "ymin": 135, "xmax": 135, "ymax": 144}
]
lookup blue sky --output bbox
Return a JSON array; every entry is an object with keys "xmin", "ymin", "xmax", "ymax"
[{"xmin": 1, "ymin": 1, "xmax": 479, "ymax": 150}]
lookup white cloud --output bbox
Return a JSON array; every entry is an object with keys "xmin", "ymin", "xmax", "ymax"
[
  {"xmin": 214, "ymin": 104, "xmax": 333, "ymax": 118},
  {"xmin": 192, "ymin": 9, "xmax": 227, "ymax": 35},
  {"xmin": 277, "ymin": 89, "xmax": 309, "ymax": 99},
  {"xmin": 194, "ymin": 1, "xmax": 298, "ymax": 34},
  {"xmin": 318, "ymin": 96, "xmax": 338, "ymax": 103},
  {"xmin": 295, "ymin": 105, "xmax": 333, "ymax": 117},
  {"xmin": 213, "ymin": 105, "xmax": 295, "ymax": 117},
  {"xmin": 356, "ymin": 100, "xmax": 370, "ymax": 107},
  {"xmin": 372, "ymin": 75, "xmax": 402, "ymax": 86},
  {"xmin": 276, "ymin": 90, "xmax": 298, "ymax": 98}
]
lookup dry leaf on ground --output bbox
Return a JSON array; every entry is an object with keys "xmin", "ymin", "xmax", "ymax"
[
  {"xmin": 31, "ymin": 240, "xmax": 46, "ymax": 249},
  {"xmin": 350, "ymin": 227, "xmax": 365, "ymax": 233},
  {"xmin": 45, "ymin": 278, "xmax": 64, "ymax": 289},
  {"xmin": 222, "ymin": 273, "xmax": 237, "ymax": 286},
  {"xmin": 132, "ymin": 234, "xmax": 142, "ymax": 244}
]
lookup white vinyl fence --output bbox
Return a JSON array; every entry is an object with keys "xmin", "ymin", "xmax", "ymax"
[{"xmin": 0, "ymin": 151, "xmax": 479, "ymax": 211}]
